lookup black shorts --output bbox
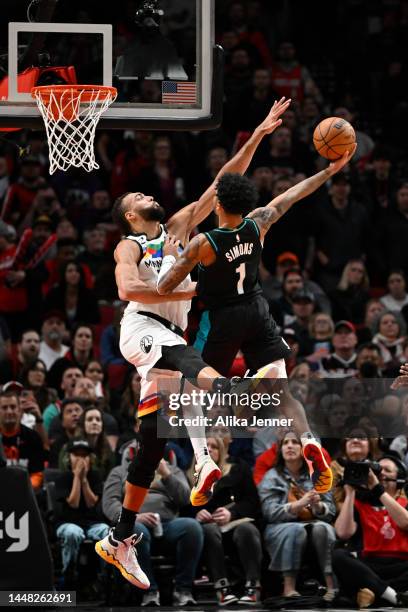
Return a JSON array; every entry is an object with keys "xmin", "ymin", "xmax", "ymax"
[{"xmin": 194, "ymin": 295, "xmax": 291, "ymax": 376}]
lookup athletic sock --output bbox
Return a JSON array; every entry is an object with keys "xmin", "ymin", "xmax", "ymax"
[
  {"xmin": 113, "ymin": 507, "xmax": 138, "ymax": 542},
  {"xmin": 381, "ymin": 587, "xmax": 397, "ymax": 605},
  {"xmin": 192, "ymin": 442, "xmax": 210, "ymax": 465},
  {"xmin": 300, "ymin": 431, "xmax": 318, "ymax": 445}
]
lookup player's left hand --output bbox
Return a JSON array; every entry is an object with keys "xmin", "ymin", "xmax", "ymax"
[
  {"xmin": 327, "ymin": 143, "xmax": 357, "ymax": 175},
  {"xmin": 212, "ymin": 507, "xmax": 231, "ymax": 526},
  {"xmin": 163, "ymin": 234, "xmax": 181, "ymax": 258}
]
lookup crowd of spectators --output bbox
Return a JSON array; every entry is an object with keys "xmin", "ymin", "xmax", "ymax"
[{"xmin": 1, "ymin": 0, "xmax": 408, "ymax": 607}]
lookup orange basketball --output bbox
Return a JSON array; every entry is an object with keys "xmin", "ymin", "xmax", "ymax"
[{"xmin": 313, "ymin": 117, "xmax": 356, "ymax": 160}]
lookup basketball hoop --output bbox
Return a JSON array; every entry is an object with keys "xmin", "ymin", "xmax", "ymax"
[{"xmin": 31, "ymin": 85, "xmax": 117, "ymax": 174}]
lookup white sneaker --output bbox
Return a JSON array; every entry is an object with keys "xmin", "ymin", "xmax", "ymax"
[
  {"xmin": 95, "ymin": 529, "xmax": 150, "ymax": 589},
  {"xmin": 141, "ymin": 591, "xmax": 160, "ymax": 606},
  {"xmin": 173, "ymin": 590, "xmax": 197, "ymax": 606},
  {"xmin": 190, "ymin": 457, "xmax": 221, "ymax": 506}
]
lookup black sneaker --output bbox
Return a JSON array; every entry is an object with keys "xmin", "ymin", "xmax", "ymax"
[{"xmin": 215, "ymin": 579, "xmax": 238, "ymax": 606}]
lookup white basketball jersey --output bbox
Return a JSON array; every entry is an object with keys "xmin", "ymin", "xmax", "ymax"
[{"xmin": 124, "ymin": 225, "xmax": 191, "ymax": 330}]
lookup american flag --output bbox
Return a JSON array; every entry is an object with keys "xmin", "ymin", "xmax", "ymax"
[{"xmin": 162, "ymin": 81, "xmax": 197, "ymax": 104}]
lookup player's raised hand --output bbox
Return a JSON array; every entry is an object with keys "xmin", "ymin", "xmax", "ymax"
[
  {"xmin": 257, "ymin": 97, "xmax": 292, "ymax": 135},
  {"xmin": 163, "ymin": 234, "xmax": 181, "ymax": 258},
  {"xmin": 327, "ymin": 143, "xmax": 357, "ymax": 175}
]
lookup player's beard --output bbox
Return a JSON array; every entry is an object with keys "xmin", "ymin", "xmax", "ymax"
[{"xmin": 139, "ymin": 204, "xmax": 166, "ymax": 222}]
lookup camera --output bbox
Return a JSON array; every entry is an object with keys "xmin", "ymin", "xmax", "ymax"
[
  {"xmin": 343, "ymin": 460, "xmax": 382, "ymax": 488},
  {"xmin": 135, "ymin": 1, "xmax": 164, "ymax": 27}
]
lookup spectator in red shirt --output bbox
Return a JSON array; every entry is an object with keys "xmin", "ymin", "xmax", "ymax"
[
  {"xmin": 1, "ymin": 156, "xmax": 46, "ymax": 229},
  {"xmin": 110, "ymin": 131, "xmax": 151, "ymax": 200},
  {"xmin": 333, "ymin": 455, "xmax": 408, "ymax": 608},
  {"xmin": 0, "ymin": 221, "xmax": 28, "ymax": 339}
]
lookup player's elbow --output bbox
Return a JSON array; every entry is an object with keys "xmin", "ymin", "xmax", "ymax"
[
  {"xmin": 118, "ymin": 287, "xmax": 129, "ymax": 301},
  {"xmin": 157, "ymin": 280, "xmax": 170, "ymax": 295}
]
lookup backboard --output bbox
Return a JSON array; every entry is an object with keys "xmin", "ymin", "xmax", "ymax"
[{"xmin": 0, "ymin": 0, "xmax": 222, "ymax": 130}]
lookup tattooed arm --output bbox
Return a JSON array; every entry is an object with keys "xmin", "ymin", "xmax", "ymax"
[
  {"xmin": 157, "ymin": 234, "xmax": 211, "ymax": 295},
  {"xmin": 248, "ymin": 147, "xmax": 356, "ymax": 239}
]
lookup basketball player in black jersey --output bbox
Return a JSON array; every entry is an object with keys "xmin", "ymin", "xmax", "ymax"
[{"xmin": 157, "ymin": 145, "xmax": 356, "ymax": 494}]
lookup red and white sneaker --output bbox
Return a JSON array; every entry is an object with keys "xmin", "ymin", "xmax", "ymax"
[
  {"xmin": 238, "ymin": 580, "xmax": 260, "ymax": 605},
  {"xmin": 190, "ymin": 457, "xmax": 221, "ymax": 506},
  {"xmin": 302, "ymin": 437, "xmax": 333, "ymax": 493},
  {"xmin": 215, "ymin": 579, "xmax": 238, "ymax": 606},
  {"xmin": 95, "ymin": 529, "xmax": 150, "ymax": 589}
]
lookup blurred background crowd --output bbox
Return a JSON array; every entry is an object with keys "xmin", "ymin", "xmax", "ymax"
[{"xmin": 1, "ymin": 0, "xmax": 408, "ymax": 607}]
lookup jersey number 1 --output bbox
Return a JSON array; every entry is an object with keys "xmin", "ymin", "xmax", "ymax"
[{"xmin": 235, "ymin": 263, "xmax": 246, "ymax": 295}]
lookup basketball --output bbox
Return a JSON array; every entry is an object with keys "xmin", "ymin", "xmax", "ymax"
[{"xmin": 313, "ymin": 117, "xmax": 356, "ymax": 160}]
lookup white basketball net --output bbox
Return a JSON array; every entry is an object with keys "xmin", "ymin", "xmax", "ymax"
[{"xmin": 33, "ymin": 87, "xmax": 117, "ymax": 175}]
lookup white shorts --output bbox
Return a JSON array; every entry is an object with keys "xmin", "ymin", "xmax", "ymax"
[{"xmin": 120, "ymin": 312, "xmax": 186, "ymax": 416}]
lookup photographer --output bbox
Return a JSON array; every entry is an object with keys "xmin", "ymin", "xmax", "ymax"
[
  {"xmin": 331, "ymin": 427, "xmax": 380, "ymax": 512},
  {"xmin": 333, "ymin": 455, "xmax": 408, "ymax": 608}
]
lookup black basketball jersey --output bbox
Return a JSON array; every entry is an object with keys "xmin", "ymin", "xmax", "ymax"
[{"xmin": 197, "ymin": 217, "xmax": 263, "ymax": 309}]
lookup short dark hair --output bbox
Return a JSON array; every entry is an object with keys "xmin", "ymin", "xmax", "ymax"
[
  {"xmin": 216, "ymin": 173, "xmax": 258, "ymax": 216},
  {"xmin": 19, "ymin": 329, "xmax": 40, "ymax": 343},
  {"xmin": 61, "ymin": 397, "xmax": 84, "ymax": 416},
  {"xmin": 0, "ymin": 390, "xmax": 20, "ymax": 404},
  {"xmin": 357, "ymin": 342, "xmax": 381, "ymax": 355},
  {"xmin": 112, "ymin": 192, "xmax": 132, "ymax": 235}
]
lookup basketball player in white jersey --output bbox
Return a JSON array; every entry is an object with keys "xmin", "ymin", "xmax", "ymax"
[{"xmin": 95, "ymin": 98, "xmax": 291, "ymax": 588}]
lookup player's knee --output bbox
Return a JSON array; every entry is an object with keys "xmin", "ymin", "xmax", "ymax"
[
  {"xmin": 161, "ymin": 344, "xmax": 207, "ymax": 379},
  {"xmin": 127, "ymin": 458, "xmax": 157, "ymax": 488}
]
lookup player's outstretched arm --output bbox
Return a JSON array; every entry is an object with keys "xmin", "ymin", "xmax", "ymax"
[
  {"xmin": 157, "ymin": 234, "xmax": 208, "ymax": 295},
  {"xmin": 248, "ymin": 145, "xmax": 357, "ymax": 239},
  {"xmin": 167, "ymin": 97, "xmax": 291, "ymax": 237},
  {"xmin": 115, "ymin": 240, "xmax": 196, "ymax": 304}
]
